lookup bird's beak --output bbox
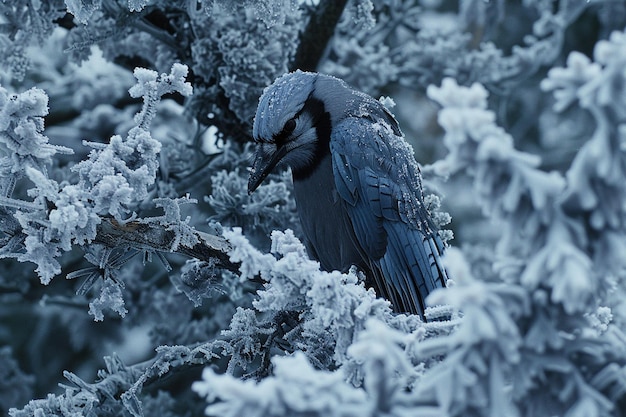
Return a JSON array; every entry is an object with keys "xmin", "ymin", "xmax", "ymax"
[{"xmin": 248, "ymin": 144, "xmax": 288, "ymax": 194}]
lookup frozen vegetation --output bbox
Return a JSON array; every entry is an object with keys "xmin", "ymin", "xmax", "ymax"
[{"xmin": 1, "ymin": 1, "xmax": 626, "ymax": 416}]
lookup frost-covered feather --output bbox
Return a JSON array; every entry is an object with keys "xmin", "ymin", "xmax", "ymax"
[{"xmin": 331, "ymin": 116, "xmax": 447, "ymax": 316}]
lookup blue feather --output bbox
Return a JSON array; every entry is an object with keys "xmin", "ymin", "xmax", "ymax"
[{"xmin": 331, "ymin": 116, "xmax": 447, "ymax": 316}]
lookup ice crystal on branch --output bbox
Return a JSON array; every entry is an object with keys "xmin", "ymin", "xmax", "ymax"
[
  {"xmin": 0, "ymin": 64, "xmax": 192, "ymax": 288},
  {"xmin": 129, "ymin": 64, "xmax": 193, "ymax": 130},
  {"xmin": 88, "ymin": 278, "xmax": 128, "ymax": 321},
  {"xmin": 419, "ymin": 32, "xmax": 626, "ymax": 411},
  {"xmin": 193, "ymin": 352, "xmax": 368, "ymax": 417},
  {"xmin": 0, "ymin": 86, "xmax": 72, "ymax": 173},
  {"xmin": 64, "ymin": 0, "xmax": 102, "ymax": 24}
]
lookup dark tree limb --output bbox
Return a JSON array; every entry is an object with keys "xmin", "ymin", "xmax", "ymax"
[
  {"xmin": 94, "ymin": 218, "xmax": 240, "ymax": 273},
  {"xmin": 291, "ymin": 0, "xmax": 349, "ymax": 72}
]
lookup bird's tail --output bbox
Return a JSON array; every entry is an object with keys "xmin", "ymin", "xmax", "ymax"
[{"xmin": 373, "ymin": 223, "xmax": 447, "ymax": 317}]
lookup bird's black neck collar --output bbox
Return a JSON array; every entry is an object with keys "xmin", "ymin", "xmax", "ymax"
[{"xmin": 292, "ymin": 96, "xmax": 331, "ymax": 181}]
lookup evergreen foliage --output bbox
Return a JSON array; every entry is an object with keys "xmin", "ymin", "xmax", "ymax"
[{"xmin": 2, "ymin": 1, "xmax": 626, "ymax": 416}]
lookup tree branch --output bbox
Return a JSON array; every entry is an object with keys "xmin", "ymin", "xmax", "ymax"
[
  {"xmin": 94, "ymin": 218, "xmax": 240, "ymax": 273},
  {"xmin": 291, "ymin": 0, "xmax": 349, "ymax": 72}
]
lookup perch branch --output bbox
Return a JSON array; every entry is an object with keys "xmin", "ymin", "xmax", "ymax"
[{"xmin": 94, "ymin": 218, "xmax": 240, "ymax": 273}]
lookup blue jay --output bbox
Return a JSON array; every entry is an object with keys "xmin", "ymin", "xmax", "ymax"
[{"xmin": 248, "ymin": 71, "xmax": 447, "ymax": 317}]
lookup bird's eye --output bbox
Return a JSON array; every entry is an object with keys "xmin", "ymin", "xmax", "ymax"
[
  {"xmin": 273, "ymin": 118, "xmax": 297, "ymax": 145},
  {"xmin": 283, "ymin": 118, "xmax": 296, "ymax": 134}
]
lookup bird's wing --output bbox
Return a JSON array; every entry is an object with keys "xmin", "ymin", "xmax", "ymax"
[{"xmin": 331, "ymin": 115, "xmax": 447, "ymax": 316}]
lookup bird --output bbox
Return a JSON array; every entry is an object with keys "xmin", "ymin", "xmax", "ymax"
[{"xmin": 248, "ymin": 70, "xmax": 447, "ymax": 317}]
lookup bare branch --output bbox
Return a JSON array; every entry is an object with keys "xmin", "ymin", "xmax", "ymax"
[
  {"xmin": 291, "ymin": 0, "xmax": 349, "ymax": 72},
  {"xmin": 94, "ymin": 218, "xmax": 240, "ymax": 273}
]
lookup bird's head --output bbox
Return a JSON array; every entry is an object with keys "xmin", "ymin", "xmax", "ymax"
[{"xmin": 248, "ymin": 71, "xmax": 333, "ymax": 194}]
